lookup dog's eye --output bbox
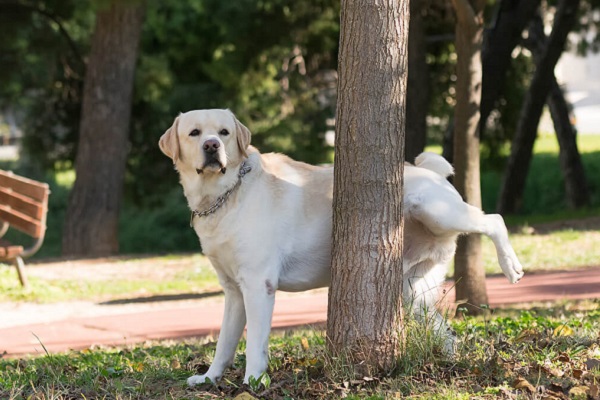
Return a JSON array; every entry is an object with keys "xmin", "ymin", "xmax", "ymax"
[
  {"xmin": 219, "ymin": 129, "xmax": 230, "ymax": 136},
  {"xmin": 189, "ymin": 129, "xmax": 200, "ymax": 137}
]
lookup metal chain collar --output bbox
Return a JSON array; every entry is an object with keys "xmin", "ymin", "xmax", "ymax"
[{"xmin": 189, "ymin": 160, "xmax": 252, "ymax": 226}]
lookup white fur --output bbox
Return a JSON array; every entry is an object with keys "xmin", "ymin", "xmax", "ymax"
[
  {"xmin": 415, "ymin": 151, "xmax": 455, "ymax": 178},
  {"xmin": 159, "ymin": 109, "xmax": 524, "ymax": 386}
]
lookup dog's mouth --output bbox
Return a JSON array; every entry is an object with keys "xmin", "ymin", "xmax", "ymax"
[{"xmin": 197, "ymin": 157, "xmax": 227, "ymax": 175}]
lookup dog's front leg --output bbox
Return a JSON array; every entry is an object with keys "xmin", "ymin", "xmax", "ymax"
[
  {"xmin": 240, "ymin": 275, "xmax": 277, "ymax": 384},
  {"xmin": 188, "ymin": 281, "xmax": 246, "ymax": 386}
]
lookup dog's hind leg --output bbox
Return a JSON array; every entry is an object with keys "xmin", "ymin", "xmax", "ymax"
[
  {"xmin": 408, "ymin": 195, "xmax": 524, "ymax": 283},
  {"xmin": 403, "ymin": 262, "xmax": 456, "ymax": 355},
  {"xmin": 188, "ymin": 279, "xmax": 246, "ymax": 386}
]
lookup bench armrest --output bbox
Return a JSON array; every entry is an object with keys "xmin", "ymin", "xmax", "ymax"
[
  {"xmin": 0, "ymin": 221, "xmax": 8, "ymax": 238},
  {"xmin": 21, "ymin": 232, "xmax": 46, "ymax": 259}
]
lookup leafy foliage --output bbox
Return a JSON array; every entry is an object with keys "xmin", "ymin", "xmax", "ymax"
[{"xmin": 0, "ymin": 0, "xmax": 341, "ymax": 207}]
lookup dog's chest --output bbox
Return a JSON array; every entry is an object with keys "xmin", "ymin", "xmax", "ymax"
[{"xmin": 192, "ymin": 218, "xmax": 242, "ymax": 278}]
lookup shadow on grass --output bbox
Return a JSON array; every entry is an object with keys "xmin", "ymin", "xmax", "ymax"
[{"xmin": 98, "ymin": 290, "xmax": 223, "ymax": 306}]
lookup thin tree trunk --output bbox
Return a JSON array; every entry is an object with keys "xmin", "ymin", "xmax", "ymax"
[
  {"xmin": 405, "ymin": 0, "xmax": 428, "ymax": 163},
  {"xmin": 451, "ymin": 0, "xmax": 487, "ymax": 314},
  {"xmin": 479, "ymin": 0, "xmax": 541, "ymax": 135},
  {"xmin": 525, "ymin": 14, "xmax": 590, "ymax": 209},
  {"xmin": 327, "ymin": 0, "xmax": 408, "ymax": 373},
  {"xmin": 549, "ymin": 82, "xmax": 590, "ymax": 209},
  {"xmin": 62, "ymin": 1, "xmax": 145, "ymax": 256},
  {"xmin": 497, "ymin": 0, "xmax": 581, "ymax": 215}
]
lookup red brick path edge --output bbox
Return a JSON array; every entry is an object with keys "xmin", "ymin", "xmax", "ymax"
[{"xmin": 2, "ymin": 268, "xmax": 599, "ymax": 358}]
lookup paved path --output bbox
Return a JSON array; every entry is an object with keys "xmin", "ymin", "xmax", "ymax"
[{"xmin": 2, "ymin": 268, "xmax": 600, "ymax": 358}]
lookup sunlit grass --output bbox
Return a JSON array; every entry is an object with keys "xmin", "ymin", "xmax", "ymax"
[
  {"xmin": 0, "ymin": 254, "xmax": 220, "ymax": 303},
  {"xmin": 426, "ymin": 133, "xmax": 600, "ymax": 155},
  {"xmin": 534, "ymin": 132, "xmax": 600, "ymax": 154},
  {"xmin": 482, "ymin": 226, "xmax": 600, "ymax": 274}
]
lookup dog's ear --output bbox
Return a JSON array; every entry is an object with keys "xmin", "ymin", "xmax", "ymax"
[
  {"xmin": 234, "ymin": 115, "xmax": 251, "ymax": 158},
  {"xmin": 159, "ymin": 115, "xmax": 181, "ymax": 163}
]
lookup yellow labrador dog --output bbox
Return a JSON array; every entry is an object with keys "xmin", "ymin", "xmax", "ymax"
[{"xmin": 159, "ymin": 109, "xmax": 524, "ymax": 385}]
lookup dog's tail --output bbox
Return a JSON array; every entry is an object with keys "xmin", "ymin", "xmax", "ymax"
[{"xmin": 414, "ymin": 152, "xmax": 454, "ymax": 178}]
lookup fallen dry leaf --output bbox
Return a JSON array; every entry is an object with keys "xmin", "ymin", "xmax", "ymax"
[
  {"xmin": 557, "ymin": 353, "xmax": 571, "ymax": 363},
  {"xmin": 301, "ymin": 337, "xmax": 310, "ymax": 350},
  {"xmin": 572, "ymin": 369, "xmax": 587, "ymax": 379},
  {"xmin": 542, "ymin": 390, "xmax": 568, "ymax": 400},
  {"xmin": 516, "ymin": 329, "xmax": 541, "ymax": 343},
  {"xmin": 569, "ymin": 386, "xmax": 590, "ymax": 397},
  {"xmin": 513, "ymin": 377, "xmax": 536, "ymax": 393},
  {"xmin": 590, "ymin": 384, "xmax": 600, "ymax": 400},
  {"xmin": 553, "ymin": 324, "xmax": 573, "ymax": 337},
  {"xmin": 542, "ymin": 360, "xmax": 565, "ymax": 377},
  {"xmin": 234, "ymin": 392, "xmax": 257, "ymax": 400},
  {"xmin": 545, "ymin": 366, "xmax": 565, "ymax": 377}
]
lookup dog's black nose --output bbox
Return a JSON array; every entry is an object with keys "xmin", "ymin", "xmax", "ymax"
[{"xmin": 203, "ymin": 139, "xmax": 220, "ymax": 154}]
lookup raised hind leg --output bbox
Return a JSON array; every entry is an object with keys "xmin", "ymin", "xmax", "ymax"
[{"xmin": 408, "ymin": 194, "xmax": 524, "ymax": 283}]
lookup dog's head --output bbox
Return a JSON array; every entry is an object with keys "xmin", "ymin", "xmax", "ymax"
[{"xmin": 159, "ymin": 109, "xmax": 251, "ymax": 175}]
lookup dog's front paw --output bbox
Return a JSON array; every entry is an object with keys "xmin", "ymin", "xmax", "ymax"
[{"xmin": 187, "ymin": 374, "xmax": 214, "ymax": 387}]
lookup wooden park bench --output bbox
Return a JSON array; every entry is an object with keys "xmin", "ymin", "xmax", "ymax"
[{"xmin": 0, "ymin": 170, "xmax": 50, "ymax": 288}]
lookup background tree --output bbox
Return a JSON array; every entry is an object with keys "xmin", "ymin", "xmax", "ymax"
[
  {"xmin": 327, "ymin": 0, "xmax": 408, "ymax": 372},
  {"xmin": 405, "ymin": 0, "xmax": 428, "ymax": 163},
  {"xmin": 524, "ymin": 12, "xmax": 590, "ymax": 210},
  {"xmin": 62, "ymin": 1, "xmax": 145, "ymax": 256},
  {"xmin": 479, "ymin": 0, "xmax": 542, "ymax": 135},
  {"xmin": 451, "ymin": 0, "xmax": 487, "ymax": 313},
  {"xmin": 497, "ymin": 0, "xmax": 581, "ymax": 214}
]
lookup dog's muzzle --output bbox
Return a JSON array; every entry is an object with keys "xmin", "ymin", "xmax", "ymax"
[{"xmin": 198, "ymin": 138, "xmax": 226, "ymax": 174}]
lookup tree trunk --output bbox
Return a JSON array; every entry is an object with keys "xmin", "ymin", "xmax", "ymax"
[
  {"xmin": 479, "ymin": 0, "xmax": 541, "ymax": 135},
  {"xmin": 525, "ymin": 14, "xmax": 590, "ymax": 210},
  {"xmin": 405, "ymin": 0, "xmax": 428, "ymax": 163},
  {"xmin": 62, "ymin": 1, "xmax": 145, "ymax": 256},
  {"xmin": 497, "ymin": 0, "xmax": 581, "ymax": 215},
  {"xmin": 327, "ymin": 0, "xmax": 408, "ymax": 374},
  {"xmin": 549, "ymin": 82, "xmax": 590, "ymax": 209},
  {"xmin": 451, "ymin": 0, "xmax": 487, "ymax": 314}
]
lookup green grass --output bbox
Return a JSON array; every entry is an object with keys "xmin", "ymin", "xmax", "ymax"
[
  {"xmin": 481, "ymin": 225, "xmax": 600, "ymax": 274},
  {"xmin": 0, "ymin": 254, "xmax": 221, "ymax": 303},
  {"xmin": 2, "ymin": 301, "xmax": 599, "ymax": 399}
]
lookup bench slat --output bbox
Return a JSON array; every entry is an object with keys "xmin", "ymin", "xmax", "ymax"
[
  {"xmin": 0, "ymin": 171, "xmax": 49, "ymax": 202},
  {"xmin": 0, "ymin": 205, "xmax": 44, "ymax": 237},
  {"xmin": 0, "ymin": 188, "xmax": 45, "ymax": 220}
]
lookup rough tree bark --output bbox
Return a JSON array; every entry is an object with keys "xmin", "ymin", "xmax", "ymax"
[
  {"xmin": 405, "ymin": 0, "xmax": 428, "ymax": 163},
  {"xmin": 62, "ymin": 1, "xmax": 145, "ymax": 256},
  {"xmin": 497, "ymin": 0, "xmax": 581, "ymax": 215},
  {"xmin": 451, "ymin": 0, "xmax": 488, "ymax": 314},
  {"xmin": 479, "ymin": 0, "xmax": 541, "ymax": 134},
  {"xmin": 525, "ymin": 14, "xmax": 590, "ymax": 210},
  {"xmin": 327, "ymin": 0, "xmax": 409, "ymax": 373}
]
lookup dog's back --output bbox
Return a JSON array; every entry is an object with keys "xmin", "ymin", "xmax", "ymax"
[{"xmin": 414, "ymin": 152, "xmax": 454, "ymax": 178}]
